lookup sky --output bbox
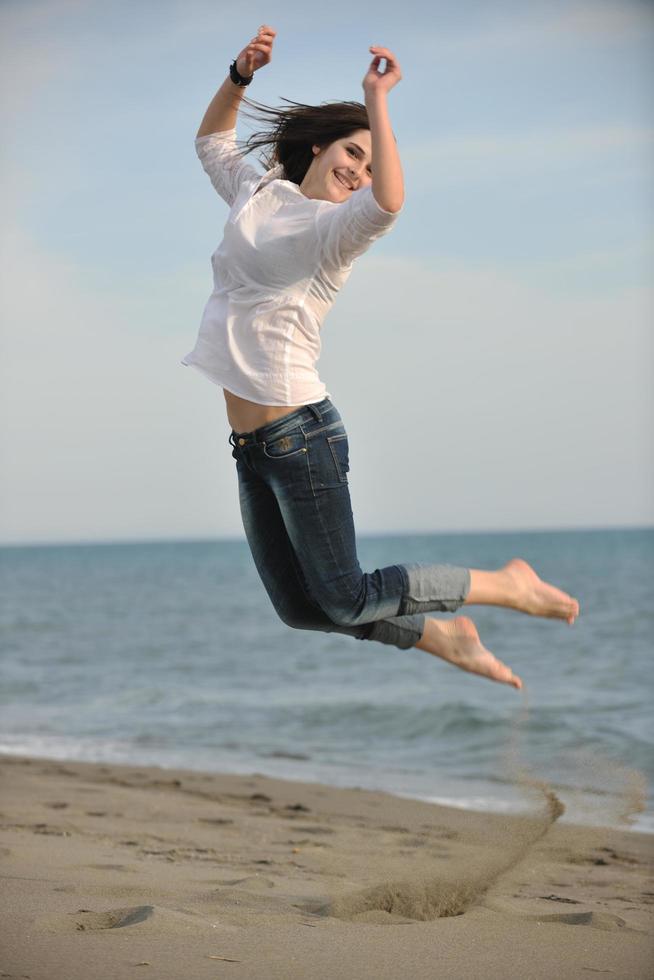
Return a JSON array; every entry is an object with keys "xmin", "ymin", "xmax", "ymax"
[{"xmin": 0, "ymin": 0, "xmax": 652, "ymax": 545}]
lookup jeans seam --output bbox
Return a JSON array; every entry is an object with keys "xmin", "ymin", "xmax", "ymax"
[
  {"xmin": 327, "ymin": 435, "xmax": 348, "ymax": 485},
  {"xmin": 308, "ymin": 488, "xmax": 363, "ymax": 617}
]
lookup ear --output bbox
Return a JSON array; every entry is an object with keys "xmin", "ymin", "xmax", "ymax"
[{"xmin": 312, "ymin": 144, "xmax": 321, "ymax": 155}]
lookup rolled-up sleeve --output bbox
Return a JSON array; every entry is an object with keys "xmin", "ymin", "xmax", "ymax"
[
  {"xmin": 314, "ymin": 187, "xmax": 401, "ymax": 269},
  {"xmin": 195, "ymin": 129, "xmax": 262, "ymax": 207}
]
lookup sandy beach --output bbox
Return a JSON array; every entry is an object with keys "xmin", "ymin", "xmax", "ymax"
[{"xmin": 1, "ymin": 754, "xmax": 652, "ymax": 979}]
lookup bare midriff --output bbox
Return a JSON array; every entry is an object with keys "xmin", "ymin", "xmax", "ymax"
[{"xmin": 223, "ymin": 388, "xmax": 304, "ymax": 434}]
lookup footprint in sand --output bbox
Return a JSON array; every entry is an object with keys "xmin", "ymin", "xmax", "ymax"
[
  {"xmin": 526, "ymin": 910, "xmax": 626, "ymax": 931},
  {"xmin": 216, "ymin": 876, "xmax": 276, "ymax": 891},
  {"xmin": 41, "ymin": 904, "xmax": 236, "ymax": 938},
  {"xmin": 85, "ymin": 863, "xmax": 137, "ymax": 872},
  {"xmin": 40, "ymin": 905, "xmax": 155, "ymax": 933},
  {"xmin": 483, "ymin": 898, "xmax": 628, "ymax": 931},
  {"xmin": 75, "ymin": 906, "xmax": 154, "ymax": 930}
]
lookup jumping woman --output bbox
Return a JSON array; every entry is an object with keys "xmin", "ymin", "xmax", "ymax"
[{"xmin": 183, "ymin": 26, "xmax": 580, "ymax": 690}]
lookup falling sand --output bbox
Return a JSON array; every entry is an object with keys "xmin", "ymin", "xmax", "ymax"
[
  {"xmin": 325, "ymin": 687, "xmax": 566, "ymax": 922},
  {"xmin": 325, "ymin": 782, "xmax": 564, "ymax": 922},
  {"xmin": 325, "ymin": 685, "xmax": 648, "ymax": 924}
]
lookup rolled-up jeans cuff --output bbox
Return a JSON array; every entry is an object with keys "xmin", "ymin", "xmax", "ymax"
[
  {"xmin": 398, "ymin": 563, "xmax": 470, "ymax": 615},
  {"xmin": 365, "ymin": 614, "xmax": 425, "ymax": 650}
]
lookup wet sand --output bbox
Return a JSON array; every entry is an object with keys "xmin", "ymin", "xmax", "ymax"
[{"xmin": 1, "ymin": 754, "xmax": 652, "ymax": 979}]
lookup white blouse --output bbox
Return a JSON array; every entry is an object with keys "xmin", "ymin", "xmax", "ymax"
[{"xmin": 182, "ymin": 129, "xmax": 401, "ymax": 406}]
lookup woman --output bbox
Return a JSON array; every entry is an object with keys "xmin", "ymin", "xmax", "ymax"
[{"xmin": 183, "ymin": 26, "xmax": 579, "ymax": 690}]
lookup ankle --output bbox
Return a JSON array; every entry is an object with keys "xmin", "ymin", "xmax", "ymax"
[{"xmin": 466, "ymin": 567, "xmax": 511, "ymax": 607}]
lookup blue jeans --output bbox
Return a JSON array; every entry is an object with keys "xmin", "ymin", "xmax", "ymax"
[{"xmin": 229, "ymin": 397, "xmax": 470, "ymax": 650}]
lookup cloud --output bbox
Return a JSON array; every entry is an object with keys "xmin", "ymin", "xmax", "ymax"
[
  {"xmin": 525, "ymin": 1, "xmax": 654, "ymax": 42},
  {"xmin": 401, "ymin": 125, "xmax": 654, "ymax": 185},
  {"xmin": 418, "ymin": 0, "xmax": 654, "ymax": 55}
]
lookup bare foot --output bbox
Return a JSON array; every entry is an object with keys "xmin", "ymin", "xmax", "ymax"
[
  {"xmin": 502, "ymin": 558, "xmax": 579, "ymax": 624},
  {"xmin": 466, "ymin": 559, "xmax": 580, "ymax": 624},
  {"xmin": 415, "ymin": 616, "xmax": 522, "ymax": 690}
]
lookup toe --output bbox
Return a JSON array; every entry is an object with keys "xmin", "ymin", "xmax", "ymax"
[{"xmin": 496, "ymin": 659, "xmax": 522, "ymax": 688}]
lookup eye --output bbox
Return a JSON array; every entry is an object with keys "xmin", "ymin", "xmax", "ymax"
[{"xmin": 346, "ymin": 145, "xmax": 372, "ymax": 176}]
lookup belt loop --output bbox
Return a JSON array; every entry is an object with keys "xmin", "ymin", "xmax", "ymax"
[
  {"xmin": 228, "ymin": 432, "xmax": 236, "ymax": 448},
  {"xmin": 307, "ymin": 402, "xmax": 322, "ymax": 422}
]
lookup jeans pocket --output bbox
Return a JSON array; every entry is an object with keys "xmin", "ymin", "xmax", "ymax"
[{"xmin": 308, "ymin": 431, "xmax": 349, "ymax": 491}]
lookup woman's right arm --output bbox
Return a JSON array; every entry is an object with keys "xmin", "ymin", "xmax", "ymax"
[{"xmin": 196, "ymin": 25, "xmax": 276, "ymax": 137}]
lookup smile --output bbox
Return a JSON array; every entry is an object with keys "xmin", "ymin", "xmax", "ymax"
[{"xmin": 333, "ymin": 171, "xmax": 353, "ymax": 190}]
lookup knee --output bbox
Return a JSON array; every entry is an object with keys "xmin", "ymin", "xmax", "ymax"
[
  {"xmin": 274, "ymin": 601, "xmax": 333, "ymax": 634},
  {"xmin": 277, "ymin": 608, "xmax": 313, "ymax": 631}
]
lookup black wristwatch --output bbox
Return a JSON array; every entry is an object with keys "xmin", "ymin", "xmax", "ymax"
[{"xmin": 230, "ymin": 60, "xmax": 254, "ymax": 86}]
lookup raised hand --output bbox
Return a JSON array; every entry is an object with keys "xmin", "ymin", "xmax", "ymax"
[
  {"xmin": 363, "ymin": 46, "xmax": 402, "ymax": 96},
  {"xmin": 235, "ymin": 24, "xmax": 276, "ymax": 78}
]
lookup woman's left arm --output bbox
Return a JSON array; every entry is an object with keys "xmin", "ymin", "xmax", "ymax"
[{"xmin": 363, "ymin": 46, "xmax": 404, "ymax": 214}]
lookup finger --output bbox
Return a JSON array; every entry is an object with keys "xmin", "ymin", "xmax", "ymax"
[
  {"xmin": 368, "ymin": 56, "xmax": 400, "ymax": 78},
  {"xmin": 369, "ymin": 46, "xmax": 396, "ymax": 60},
  {"xmin": 245, "ymin": 45, "xmax": 273, "ymax": 65},
  {"xmin": 369, "ymin": 49, "xmax": 400, "ymax": 71}
]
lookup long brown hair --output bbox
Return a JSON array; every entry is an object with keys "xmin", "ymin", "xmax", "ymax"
[{"xmin": 238, "ymin": 97, "xmax": 370, "ymax": 185}]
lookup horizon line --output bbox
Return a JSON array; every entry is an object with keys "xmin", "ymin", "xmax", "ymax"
[{"xmin": 1, "ymin": 522, "xmax": 652, "ymax": 550}]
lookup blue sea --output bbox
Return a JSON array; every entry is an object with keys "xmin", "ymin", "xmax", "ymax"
[{"xmin": 1, "ymin": 529, "xmax": 652, "ymax": 832}]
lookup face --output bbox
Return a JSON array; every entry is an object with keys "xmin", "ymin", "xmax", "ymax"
[{"xmin": 299, "ymin": 129, "xmax": 372, "ymax": 203}]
